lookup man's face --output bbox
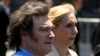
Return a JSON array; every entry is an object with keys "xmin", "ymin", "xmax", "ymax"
[{"xmin": 25, "ymin": 15, "xmax": 55, "ymax": 55}]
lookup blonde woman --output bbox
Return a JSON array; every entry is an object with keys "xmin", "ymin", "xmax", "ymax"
[{"xmin": 46, "ymin": 3, "xmax": 78, "ymax": 56}]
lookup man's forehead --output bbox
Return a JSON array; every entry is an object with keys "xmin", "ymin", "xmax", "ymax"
[
  {"xmin": 33, "ymin": 15, "xmax": 48, "ymax": 21},
  {"xmin": 33, "ymin": 16, "xmax": 54, "ymax": 27}
]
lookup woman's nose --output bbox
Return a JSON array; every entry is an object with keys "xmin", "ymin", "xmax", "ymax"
[{"xmin": 73, "ymin": 27, "xmax": 78, "ymax": 34}]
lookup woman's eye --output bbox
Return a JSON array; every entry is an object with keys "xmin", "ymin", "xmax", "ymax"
[
  {"xmin": 75, "ymin": 23, "xmax": 78, "ymax": 27},
  {"xmin": 66, "ymin": 24, "xmax": 72, "ymax": 27},
  {"xmin": 66, "ymin": 23, "xmax": 77, "ymax": 27}
]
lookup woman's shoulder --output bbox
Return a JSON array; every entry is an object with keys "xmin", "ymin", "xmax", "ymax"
[{"xmin": 68, "ymin": 48, "xmax": 78, "ymax": 56}]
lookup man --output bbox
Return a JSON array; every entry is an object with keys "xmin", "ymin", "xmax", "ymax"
[{"xmin": 7, "ymin": 1, "xmax": 55, "ymax": 56}]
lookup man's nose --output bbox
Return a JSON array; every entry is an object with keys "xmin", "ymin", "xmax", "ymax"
[{"xmin": 49, "ymin": 31, "xmax": 55, "ymax": 39}]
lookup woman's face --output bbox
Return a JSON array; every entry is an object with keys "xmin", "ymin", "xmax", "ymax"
[{"xmin": 54, "ymin": 13, "xmax": 78, "ymax": 46}]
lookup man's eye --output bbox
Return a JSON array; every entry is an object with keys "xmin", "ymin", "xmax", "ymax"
[
  {"xmin": 39, "ymin": 27, "xmax": 49, "ymax": 32},
  {"xmin": 41, "ymin": 28, "xmax": 48, "ymax": 31},
  {"xmin": 39, "ymin": 27, "xmax": 55, "ymax": 32}
]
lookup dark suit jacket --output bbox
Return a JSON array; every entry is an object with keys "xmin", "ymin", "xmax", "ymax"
[{"xmin": 0, "ymin": 5, "xmax": 9, "ymax": 45}]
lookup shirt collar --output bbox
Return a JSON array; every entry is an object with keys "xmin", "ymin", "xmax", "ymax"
[{"xmin": 20, "ymin": 47, "xmax": 34, "ymax": 56}]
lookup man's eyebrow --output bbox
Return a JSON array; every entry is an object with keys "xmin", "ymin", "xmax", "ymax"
[
  {"xmin": 39, "ymin": 25, "xmax": 55, "ymax": 29},
  {"xmin": 43, "ymin": 24, "xmax": 55, "ymax": 27},
  {"xmin": 40, "ymin": 25, "xmax": 55, "ymax": 28}
]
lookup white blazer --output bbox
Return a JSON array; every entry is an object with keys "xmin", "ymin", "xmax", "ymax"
[{"xmin": 46, "ymin": 45, "xmax": 78, "ymax": 56}]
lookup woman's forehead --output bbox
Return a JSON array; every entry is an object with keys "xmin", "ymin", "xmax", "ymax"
[{"xmin": 61, "ymin": 13, "xmax": 77, "ymax": 23}]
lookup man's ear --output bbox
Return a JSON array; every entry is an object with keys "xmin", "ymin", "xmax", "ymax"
[{"xmin": 20, "ymin": 31, "xmax": 28, "ymax": 41}]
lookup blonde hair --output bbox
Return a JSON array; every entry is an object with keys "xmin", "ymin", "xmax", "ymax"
[{"xmin": 48, "ymin": 3, "xmax": 75, "ymax": 27}]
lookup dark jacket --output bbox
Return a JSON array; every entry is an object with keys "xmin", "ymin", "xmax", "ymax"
[{"xmin": 0, "ymin": 5, "xmax": 9, "ymax": 45}]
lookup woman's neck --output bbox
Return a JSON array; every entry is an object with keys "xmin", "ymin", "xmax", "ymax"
[{"xmin": 53, "ymin": 41, "xmax": 69, "ymax": 56}]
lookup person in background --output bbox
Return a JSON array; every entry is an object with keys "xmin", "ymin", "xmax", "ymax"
[
  {"xmin": 7, "ymin": 1, "xmax": 55, "ymax": 56},
  {"xmin": 42, "ymin": 0, "xmax": 83, "ymax": 11},
  {"xmin": 94, "ymin": 44, "xmax": 100, "ymax": 56},
  {"xmin": 38, "ymin": 0, "xmax": 53, "ymax": 8},
  {"xmin": 90, "ymin": 22, "xmax": 100, "ymax": 56},
  {"xmin": 0, "ymin": 4, "xmax": 9, "ymax": 56},
  {"xmin": 77, "ymin": 0, "xmax": 100, "ymax": 18},
  {"xmin": 2, "ymin": 0, "xmax": 10, "ymax": 14},
  {"xmin": 46, "ymin": 3, "xmax": 78, "ymax": 56},
  {"xmin": 3, "ymin": 0, "xmax": 38, "ymax": 14},
  {"xmin": 66, "ymin": 0, "xmax": 82, "ymax": 13}
]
